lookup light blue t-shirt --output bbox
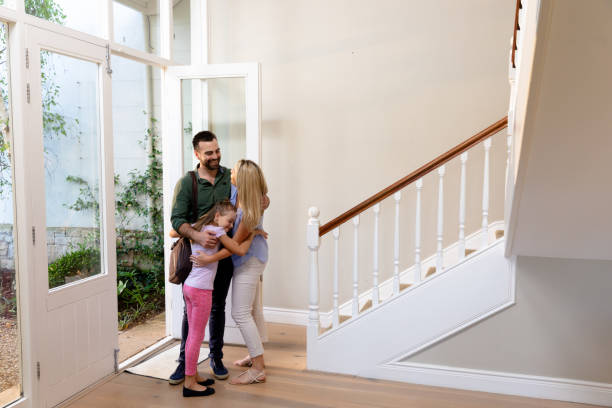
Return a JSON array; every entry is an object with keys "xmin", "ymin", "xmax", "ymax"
[{"xmin": 231, "ymin": 208, "xmax": 268, "ymax": 268}]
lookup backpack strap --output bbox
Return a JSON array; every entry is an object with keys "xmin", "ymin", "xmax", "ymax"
[{"xmin": 189, "ymin": 171, "xmax": 198, "ymax": 221}]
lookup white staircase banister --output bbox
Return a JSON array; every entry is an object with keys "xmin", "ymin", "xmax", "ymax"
[
  {"xmin": 307, "ymin": 207, "xmax": 320, "ymax": 344},
  {"xmin": 352, "ymin": 215, "xmax": 360, "ymax": 317},
  {"xmin": 372, "ymin": 204, "xmax": 381, "ymax": 306}
]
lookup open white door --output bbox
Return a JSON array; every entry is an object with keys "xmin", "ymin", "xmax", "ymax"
[
  {"xmin": 25, "ymin": 26, "xmax": 118, "ymax": 407},
  {"xmin": 163, "ymin": 63, "xmax": 261, "ymax": 343}
]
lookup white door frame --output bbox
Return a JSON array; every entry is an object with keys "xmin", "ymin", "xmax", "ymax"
[
  {"xmin": 24, "ymin": 24, "xmax": 118, "ymax": 408},
  {"xmin": 162, "ymin": 62, "xmax": 261, "ymax": 341}
]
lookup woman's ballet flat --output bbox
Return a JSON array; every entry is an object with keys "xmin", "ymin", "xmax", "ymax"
[
  {"xmin": 229, "ymin": 369, "xmax": 266, "ymax": 385},
  {"xmin": 198, "ymin": 378, "xmax": 215, "ymax": 386},
  {"xmin": 183, "ymin": 386, "xmax": 215, "ymax": 397}
]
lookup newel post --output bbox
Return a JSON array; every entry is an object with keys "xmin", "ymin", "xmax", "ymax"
[{"xmin": 307, "ymin": 207, "xmax": 320, "ymax": 352}]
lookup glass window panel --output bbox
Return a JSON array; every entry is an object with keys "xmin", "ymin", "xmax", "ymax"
[
  {"xmin": 0, "ymin": 22, "xmax": 22, "ymax": 408},
  {"xmin": 41, "ymin": 51, "xmax": 103, "ymax": 290},
  {"xmin": 114, "ymin": 0, "xmax": 160, "ymax": 56},
  {"xmin": 181, "ymin": 79, "xmax": 193, "ymax": 173},
  {"xmin": 112, "ymin": 56, "xmax": 165, "ymax": 357},
  {"xmin": 181, "ymin": 78, "xmax": 247, "ymax": 173},
  {"xmin": 26, "ymin": 0, "xmax": 105, "ymax": 38},
  {"xmin": 173, "ymin": 0, "xmax": 190, "ymax": 65},
  {"xmin": 208, "ymin": 78, "xmax": 246, "ymax": 168},
  {"xmin": 0, "ymin": 0, "xmax": 16, "ymax": 10}
]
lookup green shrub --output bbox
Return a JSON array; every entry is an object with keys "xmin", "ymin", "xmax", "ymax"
[{"xmin": 48, "ymin": 245, "xmax": 100, "ymax": 288}]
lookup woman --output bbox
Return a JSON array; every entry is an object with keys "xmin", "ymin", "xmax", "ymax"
[
  {"xmin": 192, "ymin": 159, "xmax": 269, "ymax": 384},
  {"xmin": 228, "ymin": 159, "xmax": 269, "ymax": 384}
]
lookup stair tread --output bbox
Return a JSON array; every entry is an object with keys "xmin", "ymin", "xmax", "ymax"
[
  {"xmin": 425, "ymin": 266, "xmax": 436, "ymax": 277},
  {"xmin": 465, "ymin": 248, "xmax": 476, "ymax": 256},
  {"xmin": 400, "ymin": 283, "xmax": 412, "ymax": 291},
  {"xmin": 319, "ymin": 315, "xmax": 351, "ymax": 334},
  {"xmin": 360, "ymin": 299, "xmax": 372, "ymax": 313},
  {"xmin": 495, "ymin": 230, "xmax": 505, "ymax": 239}
]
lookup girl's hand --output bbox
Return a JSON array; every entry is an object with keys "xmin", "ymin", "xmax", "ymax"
[
  {"xmin": 190, "ymin": 251, "xmax": 215, "ymax": 267},
  {"xmin": 254, "ymin": 229, "xmax": 268, "ymax": 239}
]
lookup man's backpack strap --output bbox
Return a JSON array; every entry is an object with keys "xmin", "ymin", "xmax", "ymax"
[{"xmin": 189, "ymin": 171, "xmax": 198, "ymax": 221}]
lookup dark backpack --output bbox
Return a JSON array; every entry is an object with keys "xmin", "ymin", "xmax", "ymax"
[{"xmin": 168, "ymin": 171, "xmax": 198, "ymax": 285}]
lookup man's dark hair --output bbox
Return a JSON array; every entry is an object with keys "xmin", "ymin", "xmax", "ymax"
[{"xmin": 192, "ymin": 130, "xmax": 217, "ymax": 149}]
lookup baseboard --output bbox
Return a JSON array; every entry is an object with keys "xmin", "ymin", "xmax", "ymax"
[
  {"xmin": 368, "ymin": 362, "xmax": 612, "ymax": 407},
  {"xmin": 263, "ymin": 307, "xmax": 308, "ymax": 325}
]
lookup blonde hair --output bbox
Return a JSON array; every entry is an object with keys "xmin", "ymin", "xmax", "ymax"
[
  {"xmin": 235, "ymin": 159, "xmax": 268, "ymax": 231},
  {"xmin": 192, "ymin": 199, "xmax": 236, "ymax": 233}
]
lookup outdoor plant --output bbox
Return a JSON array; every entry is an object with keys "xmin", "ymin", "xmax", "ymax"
[
  {"xmin": 0, "ymin": 0, "xmax": 69, "ymax": 196},
  {"xmin": 47, "ymin": 243, "xmax": 101, "ymax": 288},
  {"xmin": 64, "ymin": 116, "xmax": 164, "ymax": 330}
]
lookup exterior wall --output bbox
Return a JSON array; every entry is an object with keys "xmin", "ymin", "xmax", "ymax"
[
  {"xmin": 405, "ymin": 256, "xmax": 612, "ymax": 384},
  {"xmin": 208, "ymin": 0, "xmax": 515, "ymax": 310},
  {"xmin": 0, "ymin": 224, "xmax": 14, "ymax": 269}
]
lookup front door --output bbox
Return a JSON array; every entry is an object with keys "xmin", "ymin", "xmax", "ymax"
[
  {"xmin": 164, "ymin": 63, "xmax": 261, "ymax": 344},
  {"xmin": 25, "ymin": 26, "xmax": 118, "ymax": 407}
]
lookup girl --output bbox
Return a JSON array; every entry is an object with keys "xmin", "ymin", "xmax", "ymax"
[
  {"xmin": 191, "ymin": 159, "xmax": 269, "ymax": 385},
  {"xmin": 178, "ymin": 199, "xmax": 263, "ymax": 397}
]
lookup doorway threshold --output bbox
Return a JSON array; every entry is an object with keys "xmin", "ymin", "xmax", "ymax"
[{"xmin": 118, "ymin": 336, "xmax": 176, "ymax": 372}]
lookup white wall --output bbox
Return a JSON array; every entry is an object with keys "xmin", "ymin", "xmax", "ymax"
[
  {"xmin": 208, "ymin": 0, "xmax": 514, "ymax": 310},
  {"xmin": 507, "ymin": 0, "xmax": 612, "ymax": 261},
  {"xmin": 405, "ymin": 255, "xmax": 612, "ymax": 384}
]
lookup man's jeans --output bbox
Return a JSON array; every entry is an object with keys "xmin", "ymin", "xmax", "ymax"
[{"xmin": 178, "ymin": 257, "xmax": 234, "ymax": 364}]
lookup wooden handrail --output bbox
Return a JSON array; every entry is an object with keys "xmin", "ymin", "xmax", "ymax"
[
  {"xmin": 511, "ymin": 0, "xmax": 522, "ymax": 68},
  {"xmin": 319, "ymin": 117, "xmax": 508, "ymax": 236}
]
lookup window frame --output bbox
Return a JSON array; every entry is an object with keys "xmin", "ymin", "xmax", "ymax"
[{"xmin": 0, "ymin": 0, "xmax": 189, "ymax": 407}]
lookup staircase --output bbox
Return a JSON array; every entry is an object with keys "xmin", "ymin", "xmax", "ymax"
[
  {"xmin": 308, "ymin": 239, "xmax": 514, "ymax": 377},
  {"xmin": 306, "ymin": 118, "xmax": 514, "ymax": 376},
  {"xmin": 304, "ymin": 1, "xmax": 530, "ymax": 382}
]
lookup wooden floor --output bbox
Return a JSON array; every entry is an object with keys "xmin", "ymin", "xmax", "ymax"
[{"xmin": 66, "ymin": 324, "xmax": 603, "ymax": 408}]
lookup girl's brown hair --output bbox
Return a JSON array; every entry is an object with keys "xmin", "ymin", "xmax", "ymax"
[{"xmin": 192, "ymin": 199, "xmax": 236, "ymax": 232}]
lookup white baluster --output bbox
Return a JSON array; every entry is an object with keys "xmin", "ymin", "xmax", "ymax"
[
  {"xmin": 414, "ymin": 179, "xmax": 423, "ymax": 283},
  {"xmin": 307, "ymin": 207, "xmax": 320, "ymax": 349},
  {"xmin": 482, "ymin": 138, "xmax": 492, "ymax": 248},
  {"xmin": 393, "ymin": 192, "xmax": 401, "ymax": 295},
  {"xmin": 332, "ymin": 227, "xmax": 340, "ymax": 328},
  {"xmin": 372, "ymin": 204, "xmax": 380, "ymax": 306},
  {"xmin": 352, "ymin": 215, "xmax": 360, "ymax": 317},
  {"xmin": 436, "ymin": 166, "xmax": 445, "ymax": 272},
  {"xmin": 458, "ymin": 153, "xmax": 468, "ymax": 258}
]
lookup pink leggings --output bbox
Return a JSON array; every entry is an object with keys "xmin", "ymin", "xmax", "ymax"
[{"xmin": 183, "ymin": 284, "xmax": 213, "ymax": 376}]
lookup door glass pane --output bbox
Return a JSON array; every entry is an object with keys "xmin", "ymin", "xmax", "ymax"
[
  {"xmin": 181, "ymin": 78, "xmax": 247, "ymax": 172},
  {"xmin": 26, "ymin": 0, "xmax": 105, "ymax": 38},
  {"xmin": 0, "ymin": 22, "xmax": 21, "ymax": 408},
  {"xmin": 112, "ymin": 56, "xmax": 166, "ymax": 360},
  {"xmin": 114, "ymin": 0, "xmax": 160, "ymax": 56},
  {"xmin": 42, "ymin": 51, "xmax": 103, "ymax": 290}
]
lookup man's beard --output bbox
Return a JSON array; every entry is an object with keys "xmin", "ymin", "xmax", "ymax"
[{"xmin": 204, "ymin": 159, "xmax": 220, "ymax": 170}]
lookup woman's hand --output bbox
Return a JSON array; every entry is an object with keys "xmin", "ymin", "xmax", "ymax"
[
  {"xmin": 254, "ymin": 229, "xmax": 269, "ymax": 239},
  {"xmin": 190, "ymin": 251, "xmax": 215, "ymax": 267}
]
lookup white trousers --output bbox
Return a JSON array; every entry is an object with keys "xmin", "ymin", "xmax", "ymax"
[{"xmin": 231, "ymin": 256, "xmax": 267, "ymax": 358}]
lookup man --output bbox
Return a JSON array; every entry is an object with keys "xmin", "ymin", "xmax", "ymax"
[{"xmin": 168, "ymin": 130, "xmax": 235, "ymax": 383}]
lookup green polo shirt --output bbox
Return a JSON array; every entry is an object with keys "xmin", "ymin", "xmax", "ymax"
[{"xmin": 171, "ymin": 164, "xmax": 232, "ymax": 231}]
